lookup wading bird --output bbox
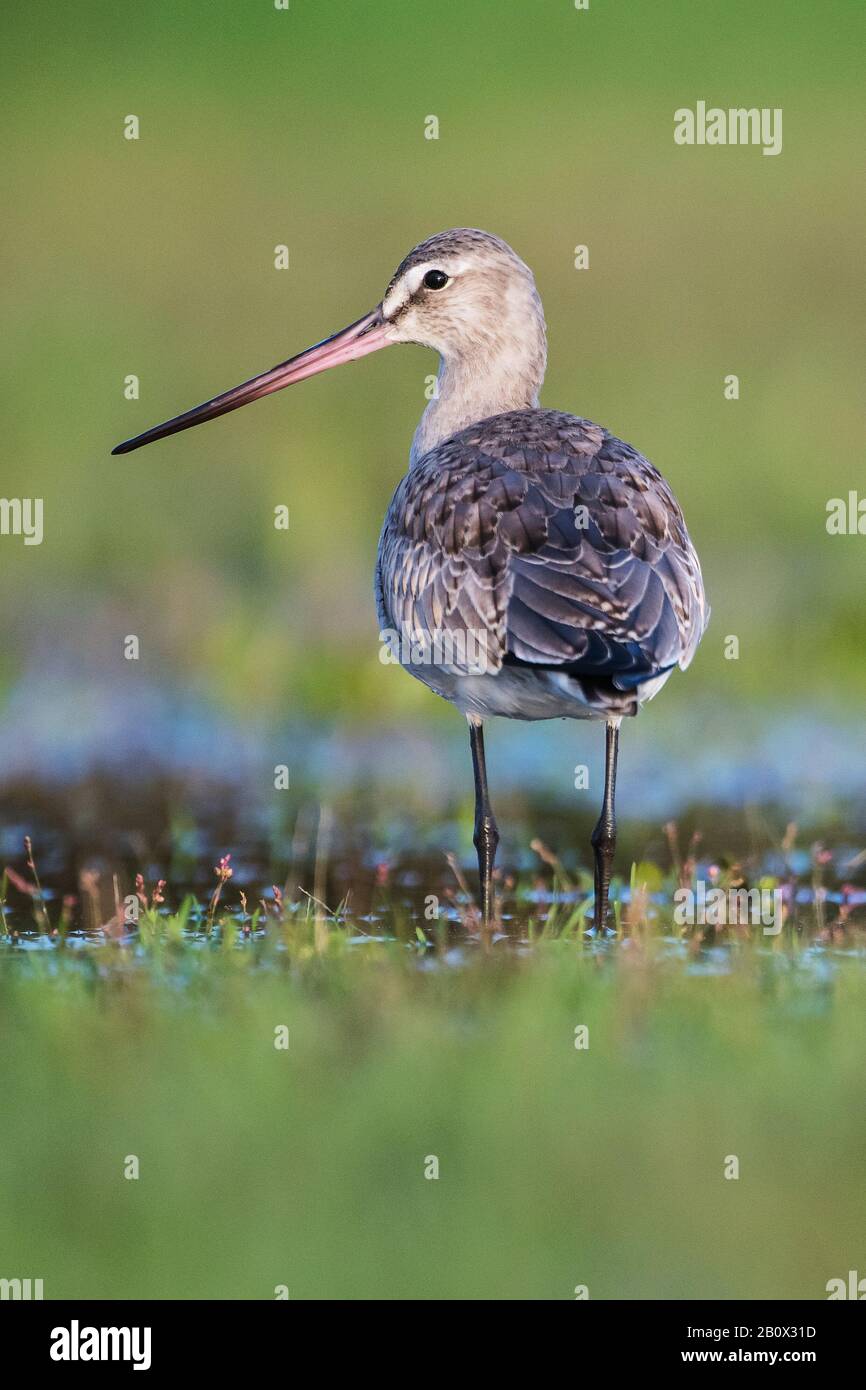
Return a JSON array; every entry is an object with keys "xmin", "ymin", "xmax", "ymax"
[{"xmin": 113, "ymin": 229, "xmax": 708, "ymax": 929}]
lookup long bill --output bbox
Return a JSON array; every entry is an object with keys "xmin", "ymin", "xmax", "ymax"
[{"xmin": 111, "ymin": 306, "xmax": 391, "ymax": 455}]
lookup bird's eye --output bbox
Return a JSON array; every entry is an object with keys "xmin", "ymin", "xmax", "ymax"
[{"xmin": 423, "ymin": 269, "xmax": 449, "ymax": 290}]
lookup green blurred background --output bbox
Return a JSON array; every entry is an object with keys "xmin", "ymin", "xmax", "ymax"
[
  {"xmin": 1, "ymin": 0, "xmax": 865, "ymax": 1307},
  {"xmin": 2, "ymin": 0, "xmax": 863, "ymax": 746}
]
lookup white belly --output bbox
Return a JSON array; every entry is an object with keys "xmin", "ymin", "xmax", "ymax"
[{"xmin": 398, "ymin": 660, "xmax": 674, "ymax": 722}]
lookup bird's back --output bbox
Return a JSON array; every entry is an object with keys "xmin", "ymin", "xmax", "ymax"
[{"xmin": 376, "ymin": 409, "xmax": 708, "ymax": 721}]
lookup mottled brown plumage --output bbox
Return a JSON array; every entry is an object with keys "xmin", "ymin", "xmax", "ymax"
[{"xmin": 377, "ymin": 408, "xmax": 707, "ymax": 721}]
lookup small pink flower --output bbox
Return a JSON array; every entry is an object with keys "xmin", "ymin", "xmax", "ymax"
[{"xmin": 215, "ymin": 854, "xmax": 233, "ymax": 883}]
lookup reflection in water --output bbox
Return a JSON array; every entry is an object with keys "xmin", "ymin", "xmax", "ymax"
[
  {"xmin": 1, "ymin": 676, "xmax": 864, "ymax": 822},
  {"xmin": 0, "ymin": 676, "xmax": 863, "ymax": 943}
]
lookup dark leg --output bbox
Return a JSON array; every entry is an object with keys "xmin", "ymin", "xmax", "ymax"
[
  {"xmin": 468, "ymin": 718, "xmax": 499, "ymax": 925},
  {"xmin": 591, "ymin": 720, "xmax": 620, "ymax": 932}
]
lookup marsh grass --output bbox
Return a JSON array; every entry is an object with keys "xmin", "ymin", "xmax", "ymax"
[{"xmin": 0, "ymin": 815, "xmax": 864, "ymax": 1299}]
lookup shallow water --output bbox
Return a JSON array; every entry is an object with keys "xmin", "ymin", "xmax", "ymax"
[
  {"xmin": 1, "ymin": 674, "xmax": 863, "ymax": 947},
  {"xmin": 2, "ymin": 830, "xmax": 862, "ymax": 965},
  {"xmin": 1, "ymin": 670, "xmax": 865, "ymax": 824}
]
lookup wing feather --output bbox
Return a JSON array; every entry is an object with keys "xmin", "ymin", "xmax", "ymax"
[{"xmin": 375, "ymin": 410, "xmax": 708, "ymax": 683}]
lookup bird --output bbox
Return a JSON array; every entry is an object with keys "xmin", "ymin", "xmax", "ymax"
[{"xmin": 113, "ymin": 228, "xmax": 709, "ymax": 931}]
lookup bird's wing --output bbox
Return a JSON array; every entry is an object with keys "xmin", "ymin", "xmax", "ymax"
[{"xmin": 376, "ymin": 409, "xmax": 708, "ymax": 683}]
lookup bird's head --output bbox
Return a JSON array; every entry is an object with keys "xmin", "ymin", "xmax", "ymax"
[{"xmin": 380, "ymin": 228, "xmax": 545, "ymax": 365}]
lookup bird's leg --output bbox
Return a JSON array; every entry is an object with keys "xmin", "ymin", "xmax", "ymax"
[
  {"xmin": 591, "ymin": 719, "xmax": 620, "ymax": 933},
  {"xmin": 468, "ymin": 717, "xmax": 499, "ymax": 926}
]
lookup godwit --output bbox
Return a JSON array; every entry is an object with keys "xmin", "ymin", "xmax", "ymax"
[{"xmin": 113, "ymin": 229, "xmax": 709, "ymax": 930}]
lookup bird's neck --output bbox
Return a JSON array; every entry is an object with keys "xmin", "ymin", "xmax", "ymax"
[{"xmin": 410, "ymin": 340, "xmax": 546, "ymax": 467}]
